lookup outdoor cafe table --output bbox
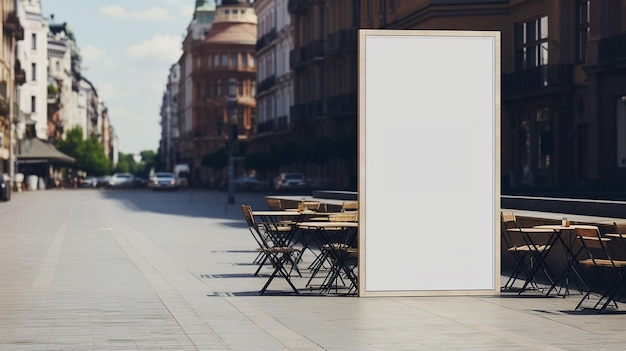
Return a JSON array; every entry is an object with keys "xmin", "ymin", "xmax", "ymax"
[
  {"xmin": 251, "ymin": 210, "xmax": 305, "ymax": 247},
  {"xmin": 250, "ymin": 210, "xmax": 306, "ymax": 280},
  {"xmin": 296, "ymin": 221, "xmax": 359, "ymax": 295},
  {"xmin": 533, "ymin": 224, "xmax": 598, "ymax": 297}
]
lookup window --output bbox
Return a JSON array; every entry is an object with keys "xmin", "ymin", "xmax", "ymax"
[
  {"xmin": 352, "ymin": 0, "xmax": 360, "ymax": 26},
  {"xmin": 577, "ymin": 1, "xmax": 590, "ymax": 62},
  {"xmin": 31, "ymin": 63, "xmax": 36, "ymax": 81},
  {"xmin": 536, "ymin": 107, "xmax": 552, "ymax": 169},
  {"xmin": 249, "ymin": 56, "xmax": 255, "ymax": 67},
  {"xmin": 514, "ymin": 16, "xmax": 549, "ymax": 71},
  {"xmin": 221, "ymin": 54, "xmax": 228, "ymax": 67},
  {"xmin": 31, "ymin": 96, "xmax": 36, "ymax": 113},
  {"xmin": 230, "ymin": 53, "xmax": 238, "ymax": 67},
  {"xmin": 242, "ymin": 53, "xmax": 248, "ymax": 67},
  {"xmin": 31, "ymin": 33, "xmax": 36, "ymax": 50},
  {"xmin": 228, "ymin": 78, "xmax": 237, "ymax": 97},
  {"xmin": 213, "ymin": 54, "xmax": 219, "ymax": 67},
  {"xmin": 367, "ymin": 0, "xmax": 372, "ymax": 21},
  {"xmin": 55, "ymin": 61, "xmax": 60, "ymax": 72}
]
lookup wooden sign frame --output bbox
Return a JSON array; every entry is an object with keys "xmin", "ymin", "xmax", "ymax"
[{"xmin": 358, "ymin": 30, "xmax": 501, "ymax": 296}]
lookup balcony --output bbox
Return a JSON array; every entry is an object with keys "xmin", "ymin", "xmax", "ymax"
[
  {"xmin": 256, "ymin": 29, "xmax": 278, "ymax": 52},
  {"xmin": 327, "ymin": 93, "xmax": 357, "ymax": 116},
  {"xmin": 290, "ymin": 40, "xmax": 325, "ymax": 68},
  {"xmin": 3, "ymin": 12, "xmax": 24, "ymax": 40},
  {"xmin": 503, "ymin": 65, "xmax": 573, "ymax": 98},
  {"xmin": 308, "ymin": 99, "xmax": 324, "ymax": 118},
  {"xmin": 290, "ymin": 47, "xmax": 306, "ymax": 69},
  {"xmin": 257, "ymin": 75, "xmax": 277, "ymax": 95},
  {"xmin": 14, "ymin": 59, "xmax": 26, "ymax": 86},
  {"xmin": 288, "ymin": 0, "xmax": 309, "ymax": 14},
  {"xmin": 597, "ymin": 33, "xmax": 626, "ymax": 66},
  {"xmin": 256, "ymin": 115, "xmax": 288, "ymax": 134},
  {"xmin": 290, "ymin": 100, "xmax": 325, "ymax": 121},
  {"xmin": 325, "ymin": 29, "xmax": 358, "ymax": 56},
  {"xmin": 306, "ymin": 40, "xmax": 325, "ymax": 62}
]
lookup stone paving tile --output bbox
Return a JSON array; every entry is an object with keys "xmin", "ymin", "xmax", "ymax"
[{"xmin": 4, "ymin": 190, "xmax": 626, "ymax": 350}]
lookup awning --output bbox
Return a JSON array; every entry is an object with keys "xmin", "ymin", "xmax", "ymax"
[{"xmin": 17, "ymin": 138, "xmax": 76, "ymax": 164}]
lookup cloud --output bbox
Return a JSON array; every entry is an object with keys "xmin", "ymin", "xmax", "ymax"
[
  {"xmin": 127, "ymin": 34, "xmax": 182, "ymax": 62},
  {"xmin": 99, "ymin": 6, "xmax": 172, "ymax": 20},
  {"xmin": 80, "ymin": 45, "xmax": 104, "ymax": 61},
  {"xmin": 178, "ymin": 5, "xmax": 194, "ymax": 19},
  {"xmin": 133, "ymin": 7, "xmax": 171, "ymax": 20},
  {"xmin": 95, "ymin": 82, "xmax": 118, "ymax": 101},
  {"xmin": 99, "ymin": 5, "xmax": 128, "ymax": 18}
]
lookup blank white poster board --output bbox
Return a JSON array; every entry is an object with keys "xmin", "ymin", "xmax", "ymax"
[{"xmin": 358, "ymin": 30, "xmax": 500, "ymax": 296}]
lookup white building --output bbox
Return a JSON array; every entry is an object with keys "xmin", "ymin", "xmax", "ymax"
[
  {"xmin": 16, "ymin": 0, "xmax": 48, "ymax": 139},
  {"xmin": 47, "ymin": 18, "xmax": 76, "ymax": 138},
  {"xmin": 159, "ymin": 63, "xmax": 180, "ymax": 171},
  {"xmin": 253, "ymin": 0, "xmax": 293, "ymax": 136}
]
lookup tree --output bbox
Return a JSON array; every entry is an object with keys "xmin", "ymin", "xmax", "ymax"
[
  {"xmin": 114, "ymin": 153, "xmax": 138, "ymax": 174},
  {"xmin": 55, "ymin": 126, "xmax": 111, "ymax": 176}
]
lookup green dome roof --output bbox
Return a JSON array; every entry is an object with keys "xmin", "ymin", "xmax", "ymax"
[{"xmin": 195, "ymin": 0, "xmax": 216, "ymax": 12}]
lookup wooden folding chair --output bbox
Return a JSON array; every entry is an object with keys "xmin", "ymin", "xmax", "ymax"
[
  {"xmin": 500, "ymin": 211, "xmax": 556, "ymax": 293},
  {"xmin": 266, "ymin": 198, "xmax": 283, "ymax": 210},
  {"xmin": 576, "ymin": 225, "xmax": 626, "ymax": 312},
  {"xmin": 341, "ymin": 201, "xmax": 358, "ymax": 212},
  {"xmin": 241, "ymin": 205, "xmax": 301, "ymax": 294}
]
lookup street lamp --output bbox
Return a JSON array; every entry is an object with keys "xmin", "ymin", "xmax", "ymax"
[{"xmin": 227, "ymin": 78, "xmax": 238, "ymax": 204}]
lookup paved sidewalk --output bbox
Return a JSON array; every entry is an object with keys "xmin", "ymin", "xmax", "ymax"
[{"xmin": 1, "ymin": 189, "xmax": 626, "ymax": 350}]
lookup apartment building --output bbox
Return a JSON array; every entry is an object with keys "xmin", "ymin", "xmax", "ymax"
[
  {"xmin": 251, "ymin": 0, "xmax": 294, "ymax": 160},
  {"xmin": 287, "ymin": 0, "xmax": 626, "ymax": 191},
  {"xmin": 288, "ymin": 0, "xmax": 360, "ymax": 190},
  {"xmin": 180, "ymin": 0, "xmax": 257, "ymax": 186},
  {"xmin": 177, "ymin": 0, "xmax": 217, "ymax": 183},
  {"xmin": 16, "ymin": 0, "xmax": 47, "ymax": 140},
  {"xmin": 0, "ymin": 0, "xmax": 24, "ymax": 175},
  {"xmin": 159, "ymin": 63, "xmax": 180, "ymax": 171}
]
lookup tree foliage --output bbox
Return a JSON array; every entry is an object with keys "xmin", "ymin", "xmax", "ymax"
[
  {"xmin": 55, "ymin": 126, "xmax": 111, "ymax": 176},
  {"xmin": 114, "ymin": 151, "xmax": 155, "ymax": 178}
]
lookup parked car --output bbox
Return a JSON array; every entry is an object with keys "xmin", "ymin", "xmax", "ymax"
[
  {"xmin": 148, "ymin": 172, "xmax": 179, "ymax": 191},
  {"xmin": 95, "ymin": 175, "xmax": 111, "ymax": 188},
  {"xmin": 79, "ymin": 177, "xmax": 97, "ymax": 188},
  {"xmin": 134, "ymin": 177, "xmax": 148, "ymax": 188},
  {"xmin": 274, "ymin": 172, "xmax": 308, "ymax": 191},
  {"xmin": 107, "ymin": 173, "xmax": 135, "ymax": 188},
  {"xmin": 233, "ymin": 176, "xmax": 267, "ymax": 191},
  {"xmin": 0, "ymin": 173, "xmax": 10, "ymax": 201}
]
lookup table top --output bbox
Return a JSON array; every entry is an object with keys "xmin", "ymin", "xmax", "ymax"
[
  {"xmin": 297, "ymin": 221, "xmax": 359, "ymax": 228},
  {"xmin": 507, "ymin": 227, "xmax": 558, "ymax": 233},
  {"xmin": 534, "ymin": 224, "xmax": 599, "ymax": 230},
  {"xmin": 252, "ymin": 211, "xmax": 303, "ymax": 216}
]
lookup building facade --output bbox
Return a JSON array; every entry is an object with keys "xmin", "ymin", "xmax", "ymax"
[
  {"xmin": 284, "ymin": 0, "xmax": 626, "ymax": 192},
  {"xmin": 0, "ymin": 0, "xmax": 24, "ymax": 175},
  {"xmin": 381, "ymin": 0, "xmax": 625, "ymax": 191},
  {"xmin": 16, "ymin": 0, "xmax": 47, "ymax": 140},
  {"xmin": 251, "ymin": 0, "xmax": 294, "ymax": 174},
  {"xmin": 47, "ymin": 18, "xmax": 76, "ymax": 140},
  {"xmin": 178, "ymin": 0, "xmax": 217, "ymax": 183},
  {"xmin": 159, "ymin": 63, "xmax": 180, "ymax": 172},
  {"xmin": 181, "ymin": 0, "xmax": 257, "ymax": 186},
  {"xmin": 288, "ymin": 0, "xmax": 359, "ymax": 190}
]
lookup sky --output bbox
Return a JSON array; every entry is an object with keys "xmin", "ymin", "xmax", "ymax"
[{"xmin": 43, "ymin": 0, "xmax": 196, "ymax": 155}]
